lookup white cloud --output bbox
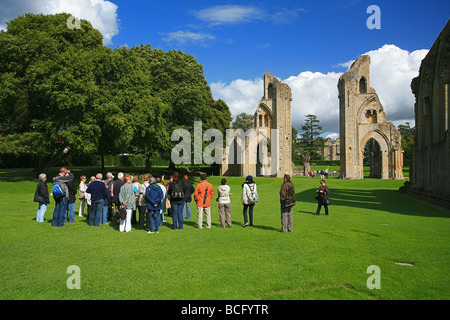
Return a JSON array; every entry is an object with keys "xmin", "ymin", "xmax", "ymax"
[
  {"xmin": 211, "ymin": 44, "xmax": 428, "ymax": 137},
  {"xmin": 192, "ymin": 5, "xmax": 265, "ymax": 26},
  {"xmin": 0, "ymin": 0, "xmax": 119, "ymax": 45},
  {"xmin": 161, "ymin": 30, "xmax": 215, "ymax": 46},
  {"xmin": 191, "ymin": 4, "xmax": 303, "ymax": 27}
]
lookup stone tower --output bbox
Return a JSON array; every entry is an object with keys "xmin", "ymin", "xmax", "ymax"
[
  {"xmin": 221, "ymin": 72, "xmax": 294, "ymax": 178},
  {"xmin": 338, "ymin": 55, "xmax": 404, "ymax": 180}
]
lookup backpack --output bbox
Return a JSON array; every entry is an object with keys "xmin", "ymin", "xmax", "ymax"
[
  {"xmin": 52, "ymin": 181, "xmax": 65, "ymax": 200},
  {"xmin": 171, "ymin": 181, "xmax": 184, "ymax": 199},
  {"xmin": 247, "ymin": 184, "xmax": 258, "ymax": 204}
]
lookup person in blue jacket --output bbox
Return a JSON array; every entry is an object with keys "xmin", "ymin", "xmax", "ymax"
[{"xmin": 145, "ymin": 177, "xmax": 164, "ymax": 234}]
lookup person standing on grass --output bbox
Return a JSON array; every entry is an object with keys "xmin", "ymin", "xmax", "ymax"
[
  {"xmin": 138, "ymin": 174, "xmax": 151, "ymax": 230},
  {"xmin": 78, "ymin": 175, "xmax": 87, "ymax": 217},
  {"xmin": 194, "ymin": 173, "xmax": 215, "ymax": 229},
  {"xmin": 111, "ymin": 172, "xmax": 125, "ymax": 223},
  {"xmin": 315, "ymin": 179, "xmax": 330, "ymax": 215},
  {"xmin": 86, "ymin": 173, "xmax": 107, "ymax": 227},
  {"xmin": 156, "ymin": 177, "xmax": 167, "ymax": 226},
  {"xmin": 146, "ymin": 177, "xmax": 164, "ymax": 234},
  {"xmin": 167, "ymin": 172, "xmax": 186, "ymax": 230},
  {"xmin": 34, "ymin": 173, "xmax": 50, "ymax": 223},
  {"xmin": 52, "ymin": 168, "xmax": 74, "ymax": 228},
  {"xmin": 66, "ymin": 178, "xmax": 77, "ymax": 223},
  {"xmin": 118, "ymin": 174, "xmax": 135, "ymax": 232},
  {"xmin": 102, "ymin": 180, "xmax": 111, "ymax": 225},
  {"xmin": 181, "ymin": 175, "xmax": 195, "ymax": 219},
  {"xmin": 241, "ymin": 175, "xmax": 258, "ymax": 227},
  {"xmin": 217, "ymin": 178, "xmax": 232, "ymax": 228},
  {"xmin": 279, "ymin": 174, "xmax": 296, "ymax": 233}
]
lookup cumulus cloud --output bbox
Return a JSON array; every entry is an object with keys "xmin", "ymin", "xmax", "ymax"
[
  {"xmin": 0, "ymin": 0, "xmax": 119, "ymax": 45},
  {"xmin": 161, "ymin": 30, "xmax": 215, "ymax": 46},
  {"xmin": 211, "ymin": 44, "xmax": 428, "ymax": 137}
]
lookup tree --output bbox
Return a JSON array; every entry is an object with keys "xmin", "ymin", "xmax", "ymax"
[
  {"xmin": 298, "ymin": 114, "xmax": 325, "ymax": 168},
  {"xmin": 397, "ymin": 122, "xmax": 415, "ymax": 166},
  {"xmin": 232, "ymin": 113, "xmax": 254, "ymax": 131},
  {"xmin": 0, "ymin": 13, "xmax": 104, "ymax": 171}
]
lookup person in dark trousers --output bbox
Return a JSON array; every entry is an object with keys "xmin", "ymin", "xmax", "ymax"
[
  {"xmin": 52, "ymin": 168, "xmax": 74, "ymax": 227},
  {"xmin": 86, "ymin": 173, "xmax": 107, "ymax": 226},
  {"xmin": 34, "ymin": 173, "xmax": 50, "ymax": 223},
  {"xmin": 315, "ymin": 179, "xmax": 330, "ymax": 215},
  {"xmin": 111, "ymin": 172, "xmax": 125, "ymax": 223},
  {"xmin": 66, "ymin": 179, "xmax": 77, "ymax": 223},
  {"xmin": 241, "ymin": 175, "xmax": 258, "ymax": 227},
  {"xmin": 181, "ymin": 175, "xmax": 195, "ymax": 219}
]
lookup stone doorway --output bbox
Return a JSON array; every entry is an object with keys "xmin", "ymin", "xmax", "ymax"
[{"xmin": 364, "ymin": 138, "xmax": 382, "ymax": 178}]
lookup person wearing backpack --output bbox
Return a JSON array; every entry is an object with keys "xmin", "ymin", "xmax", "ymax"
[
  {"xmin": 167, "ymin": 172, "xmax": 185, "ymax": 230},
  {"xmin": 51, "ymin": 167, "xmax": 74, "ymax": 227},
  {"xmin": 241, "ymin": 175, "xmax": 258, "ymax": 227},
  {"xmin": 34, "ymin": 173, "xmax": 50, "ymax": 223},
  {"xmin": 280, "ymin": 174, "xmax": 296, "ymax": 233},
  {"xmin": 194, "ymin": 173, "xmax": 214, "ymax": 229}
]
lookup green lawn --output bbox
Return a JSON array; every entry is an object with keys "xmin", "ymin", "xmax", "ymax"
[{"xmin": 0, "ymin": 167, "xmax": 448, "ymax": 300}]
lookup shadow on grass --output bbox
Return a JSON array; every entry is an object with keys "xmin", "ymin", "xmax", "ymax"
[{"xmin": 295, "ymin": 187, "xmax": 450, "ymax": 218}]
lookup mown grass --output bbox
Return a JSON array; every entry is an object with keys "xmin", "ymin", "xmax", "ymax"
[{"xmin": 0, "ymin": 167, "xmax": 448, "ymax": 300}]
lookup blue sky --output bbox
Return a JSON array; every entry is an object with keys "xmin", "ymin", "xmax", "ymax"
[
  {"xmin": 107, "ymin": 0, "xmax": 449, "ymax": 83},
  {"xmin": 1, "ymin": 0, "xmax": 449, "ymax": 135}
]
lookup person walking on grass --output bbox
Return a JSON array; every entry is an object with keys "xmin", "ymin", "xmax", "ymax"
[
  {"xmin": 146, "ymin": 177, "xmax": 164, "ymax": 234},
  {"xmin": 34, "ymin": 173, "xmax": 50, "ymax": 223},
  {"xmin": 194, "ymin": 173, "xmax": 214, "ymax": 229},
  {"xmin": 280, "ymin": 174, "xmax": 296, "ymax": 233},
  {"xmin": 315, "ymin": 179, "xmax": 330, "ymax": 215},
  {"xmin": 118, "ymin": 174, "xmax": 135, "ymax": 232},
  {"xmin": 217, "ymin": 178, "xmax": 232, "ymax": 228},
  {"xmin": 241, "ymin": 175, "xmax": 258, "ymax": 227}
]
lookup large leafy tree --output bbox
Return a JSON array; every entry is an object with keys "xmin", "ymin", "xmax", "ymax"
[
  {"xmin": 397, "ymin": 122, "xmax": 415, "ymax": 166},
  {"xmin": 0, "ymin": 14, "xmax": 232, "ymax": 171},
  {"xmin": 231, "ymin": 112, "xmax": 254, "ymax": 131},
  {"xmin": 0, "ymin": 13, "xmax": 104, "ymax": 171}
]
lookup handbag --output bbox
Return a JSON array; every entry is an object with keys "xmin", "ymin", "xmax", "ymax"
[
  {"xmin": 119, "ymin": 206, "xmax": 127, "ymax": 219},
  {"xmin": 165, "ymin": 198, "xmax": 171, "ymax": 209}
]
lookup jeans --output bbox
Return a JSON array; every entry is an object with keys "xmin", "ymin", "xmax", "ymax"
[
  {"xmin": 36, "ymin": 203, "xmax": 47, "ymax": 222},
  {"xmin": 89, "ymin": 199, "xmax": 104, "ymax": 226},
  {"xmin": 68, "ymin": 203, "xmax": 75, "ymax": 223},
  {"xmin": 184, "ymin": 201, "xmax": 192, "ymax": 219},
  {"xmin": 171, "ymin": 200, "xmax": 185, "ymax": 229},
  {"xmin": 243, "ymin": 204, "xmax": 255, "ymax": 226},
  {"xmin": 52, "ymin": 197, "xmax": 68, "ymax": 227},
  {"xmin": 148, "ymin": 209, "xmax": 161, "ymax": 232},
  {"xmin": 102, "ymin": 205, "xmax": 108, "ymax": 224}
]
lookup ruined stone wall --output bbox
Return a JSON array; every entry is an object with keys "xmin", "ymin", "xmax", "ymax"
[
  {"xmin": 408, "ymin": 20, "xmax": 450, "ymax": 208},
  {"xmin": 338, "ymin": 55, "xmax": 404, "ymax": 180}
]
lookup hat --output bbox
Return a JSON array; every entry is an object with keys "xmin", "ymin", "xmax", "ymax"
[
  {"xmin": 246, "ymin": 175, "xmax": 253, "ymax": 181},
  {"xmin": 149, "ymin": 177, "xmax": 156, "ymax": 184}
]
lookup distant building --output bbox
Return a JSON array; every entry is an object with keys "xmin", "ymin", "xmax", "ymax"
[
  {"xmin": 321, "ymin": 138, "xmax": 340, "ymax": 161},
  {"xmin": 406, "ymin": 20, "xmax": 450, "ymax": 208}
]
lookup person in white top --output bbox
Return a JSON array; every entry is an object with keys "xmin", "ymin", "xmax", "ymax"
[
  {"xmin": 78, "ymin": 175, "xmax": 87, "ymax": 217},
  {"xmin": 217, "ymin": 178, "xmax": 232, "ymax": 228}
]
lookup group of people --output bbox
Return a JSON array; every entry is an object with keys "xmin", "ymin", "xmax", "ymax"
[{"xmin": 34, "ymin": 167, "xmax": 331, "ymax": 233}]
